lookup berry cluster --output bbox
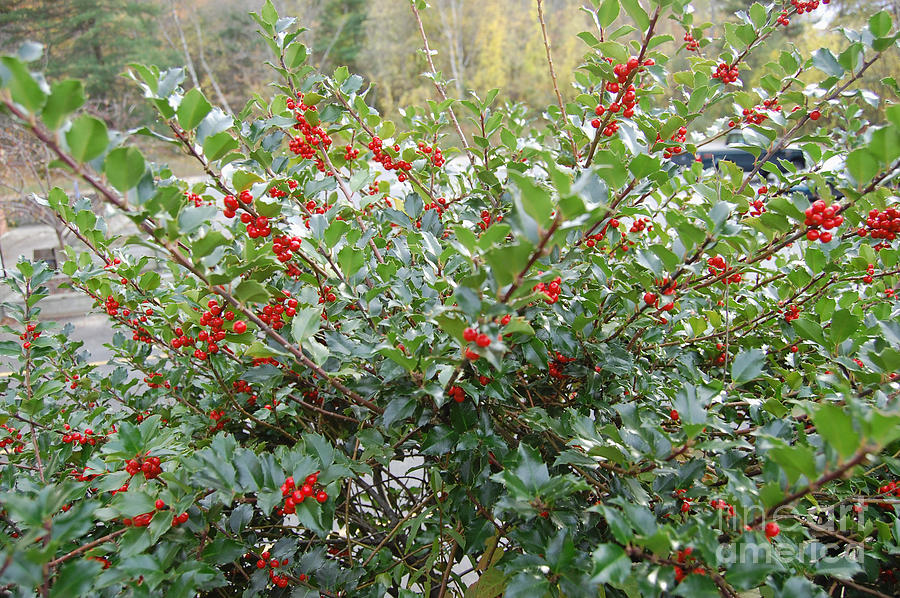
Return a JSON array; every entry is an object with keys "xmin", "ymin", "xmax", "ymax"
[
  {"xmin": 343, "ymin": 144, "xmax": 360, "ymax": 162},
  {"xmin": 660, "ymin": 126, "xmax": 688, "ymax": 159},
  {"xmin": 286, "ymin": 92, "xmax": 332, "ymax": 170},
  {"xmin": 318, "ymin": 285, "xmax": 336, "ymax": 304},
  {"xmin": 477, "ymin": 209, "xmax": 501, "ymax": 231},
  {"xmin": 463, "ymin": 326, "xmax": 493, "ymax": 357},
  {"xmin": 367, "ymin": 137, "xmax": 413, "ymax": 182},
  {"xmin": 233, "ymin": 379, "xmax": 253, "ymax": 394},
  {"xmin": 549, "ymin": 352, "xmax": 576, "ymax": 380},
  {"xmin": 672, "ymin": 547, "xmax": 704, "ymax": 583},
  {"xmin": 61, "ymin": 427, "xmax": 97, "ymax": 446},
  {"xmin": 125, "ymin": 454, "xmax": 162, "ymax": 479},
  {"xmin": 533, "ymin": 276, "xmax": 563, "ymax": 304},
  {"xmin": 18, "ymin": 321, "xmax": 41, "ymax": 351},
  {"xmin": 448, "ymin": 385, "xmax": 466, "ymax": 403},
  {"xmin": 777, "ymin": 11, "xmax": 791, "ymax": 26},
  {"xmin": 611, "ymin": 56, "xmax": 647, "ymax": 85},
  {"xmin": 278, "ymin": 473, "xmax": 328, "ymax": 515},
  {"xmin": 228, "ymin": 190, "xmax": 272, "ymax": 238},
  {"xmin": 170, "ymin": 325, "xmax": 196, "ymax": 351},
  {"xmin": 859, "ymin": 206, "xmax": 900, "ymax": 243},
  {"xmin": 104, "ymin": 295, "xmax": 121, "ymax": 316},
  {"xmin": 741, "ymin": 104, "xmax": 775, "ymax": 126},
  {"xmin": 629, "ymin": 217, "xmax": 652, "ymax": 234},
  {"xmin": 123, "ymin": 512, "xmax": 154, "ymax": 528},
  {"xmin": 783, "ymin": 304, "xmax": 800, "ymax": 323},
  {"xmin": 172, "ymin": 511, "xmax": 189, "ymax": 526},
  {"xmin": 222, "ymin": 193, "xmax": 240, "ymax": 219},
  {"xmin": 64, "ymin": 372, "xmax": 81, "ymax": 390},
  {"xmin": 272, "ymin": 234, "xmax": 303, "ymax": 263},
  {"xmin": 875, "ymin": 480, "xmax": 900, "ymax": 510},
  {"xmin": 185, "ymin": 191, "xmax": 209, "ymax": 207},
  {"xmin": 251, "ymin": 552, "xmax": 297, "ymax": 589},
  {"xmin": 209, "ymin": 409, "xmax": 228, "ymax": 431},
  {"xmin": 791, "ymin": 0, "xmax": 826, "ymax": 14},
  {"xmin": 70, "ymin": 465, "xmax": 99, "ymax": 483},
  {"xmin": 235, "ymin": 380, "xmax": 258, "ymax": 408},
  {"xmin": 863, "ymin": 263, "xmax": 876, "ymax": 284},
  {"xmin": 257, "ymin": 292, "xmax": 298, "ymax": 331},
  {"xmin": 0, "ymin": 424, "xmax": 22, "ymax": 452},
  {"xmin": 683, "ymin": 31, "xmax": 699, "ymax": 52},
  {"xmin": 804, "ymin": 199, "xmax": 842, "ymax": 243},
  {"xmin": 423, "ymin": 197, "xmax": 447, "ymax": 221},
  {"xmin": 583, "ymin": 231, "xmax": 603, "ymax": 248},
  {"xmin": 192, "ymin": 299, "xmax": 240, "ymax": 360},
  {"xmin": 416, "ymin": 141, "xmax": 445, "ymax": 167},
  {"xmin": 710, "ymin": 498, "xmax": 735, "ymax": 517},
  {"xmin": 712, "ymin": 62, "xmax": 740, "ymax": 84},
  {"xmin": 713, "ymin": 343, "xmax": 727, "ymax": 365},
  {"xmin": 706, "ymin": 256, "xmax": 742, "ymax": 284},
  {"xmin": 267, "ymin": 186, "xmax": 288, "ymax": 200},
  {"xmin": 144, "ymin": 372, "xmax": 170, "ymax": 389},
  {"xmin": 674, "ymin": 488, "xmax": 692, "ymax": 513},
  {"xmin": 594, "ymin": 82, "xmax": 637, "ymax": 119},
  {"xmin": 240, "ymin": 214, "xmax": 272, "ymax": 239}
]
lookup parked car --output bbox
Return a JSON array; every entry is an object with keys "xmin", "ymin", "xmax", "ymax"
[{"xmin": 671, "ymin": 132, "xmax": 806, "ymax": 173}]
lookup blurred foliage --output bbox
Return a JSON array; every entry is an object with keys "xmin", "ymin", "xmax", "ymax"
[{"xmin": 1, "ymin": 0, "xmax": 897, "ymax": 131}]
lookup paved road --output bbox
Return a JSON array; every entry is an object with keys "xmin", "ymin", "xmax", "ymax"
[{"xmin": 0, "ymin": 311, "xmax": 114, "ymax": 375}]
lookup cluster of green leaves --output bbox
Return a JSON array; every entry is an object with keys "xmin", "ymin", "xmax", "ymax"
[{"xmin": 1, "ymin": 0, "xmax": 900, "ymax": 597}]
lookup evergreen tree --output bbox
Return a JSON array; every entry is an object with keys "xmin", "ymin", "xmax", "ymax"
[
  {"xmin": 0, "ymin": 0, "xmax": 175, "ymax": 100},
  {"xmin": 313, "ymin": 0, "xmax": 368, "ymax": 72}
]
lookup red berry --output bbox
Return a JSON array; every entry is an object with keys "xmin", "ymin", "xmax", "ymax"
[
  {"xmin": 765, "ymin": 521, "xmax": 780, "ymax": 538},
  {"xmin": 233, "ymin": 321, "xmax": 247, "ymax": 334},
  {"xmin": 475, "ymin": 333, "xmax": 491, "ymax": 348},
  {"xmin": 643, "ymin": 292, "xmax": 658, "ymax": 305},
  {"xmin": 670, "ymin": 409, "xmax": 679, "ymax": 421},
  {"xmin": 155, "ymin": 499, "xmax": 165, "ymax": 510},
  {"xmin": 810, "ymin": 110, "xmax": 821, "ymax": 121},
  {"xmin": 316, "ymin": 491, "xmax": 328, "ymax": 503},
  {"xmin": 463, "ymin": 327, "xmax": 477, "ymax": 342}
]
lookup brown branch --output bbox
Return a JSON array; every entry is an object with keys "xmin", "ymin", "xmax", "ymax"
[
  {"xmin": 501, "ymin": 213, "xmax": 562, "ymax": 302},
  {"xmin": 410, "ymin": 2, "xmax": 475, "ymax": 168},
  {"xmin": 747, "ymin": 449, "xmax": 869, "ymax": 528},
  {"xmin": 583, "ymin": 5, "xmax": 661, "ymax": 168},
  {"xmin": 48, "ymin": 528, "xmax": 128, "ymax": 568},
  {"xmin": 536, "ymin": 0, "xmax": 577, "ymax": 160},
  {"xmin": 2, "ymin": 96, "xmax": 384, "ymax": 417}
]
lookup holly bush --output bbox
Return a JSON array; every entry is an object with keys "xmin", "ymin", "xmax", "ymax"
[{"xmin": 1, "ymin": 0, "xmax": 900, "ymax": 596}]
